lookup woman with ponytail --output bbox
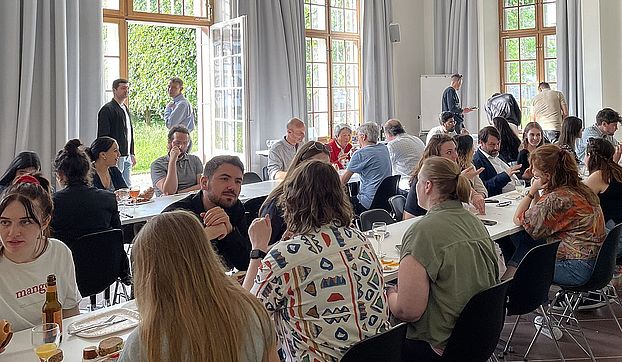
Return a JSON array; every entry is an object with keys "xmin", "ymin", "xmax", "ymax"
[
  {"xmin": 387, "ymin": 156, "xmax": 499, "ymax": 361},
  {"xmin": 505, "ymin": 144, "xmax": 605, "ymax": 283}
]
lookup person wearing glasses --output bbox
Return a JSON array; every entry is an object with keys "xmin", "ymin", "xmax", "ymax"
[
  {"xmin": 426, "ymin": 112, "xmax": 468, "ymax": 145},
  {"xmin": 150, "ymin": 125, "xmax": 203, "ymax": 196},
  {"xmin": 267, "ymin": 117, "xmax": 306, "ymax": 180},
  {"xmin": 260, "ymin": 141, "xmax": 330, "ymax": 245},
  {"xmin": 340, "ymin": 122, "xmax": 392, "ymax": 214}
]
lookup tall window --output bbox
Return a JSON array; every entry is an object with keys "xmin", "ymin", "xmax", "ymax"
[
  {"xmin": 499, "ymin": 0, "xmax": 556, "ymax": 125},
  {"xmin": 304, "ymin": 0, "xmax": 361, "ymax": 139}
]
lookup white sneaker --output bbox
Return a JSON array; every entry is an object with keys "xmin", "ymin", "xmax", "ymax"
[{"xmin": 534, "ymin": 316, "xmax": 563, "ymax": 341}]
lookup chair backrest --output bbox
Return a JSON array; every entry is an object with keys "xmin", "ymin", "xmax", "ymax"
[
  {"xmin": 388, "ymin": 195, "xmax": 406, "ymax": 221},
  {"xmin": 69, "ymin": 229, "xmax": 125, "ymax": 297},
  {"xmin": 369, "ymin": 175, "xmax": 401, "ymax": 212},
  {"xmin": 341, "ymin": 323, "xmax": 407, "ymax": 362},
  {"xmin": 441, "ymin": 279, "xmax": 511, "ymax": 362},
  {"xmin": 243, "ymin": 195, "xmax": 268, "ymax": 221},
  {"xmin": 506, "ymin": 241, "xmax": 561, "ymax": 316},
  {"xmin": 563, "ymin": 223, "xmax": 622, "ymax": 291},
  {"xmin": 261, "ymin": 166, "xmax": 269, "ymax": 181},
  {"xmin": 359, "ymin": 209, "xmax": 395, "ymax": 232},
  {"xmin": 242, "ymin": 172, "xmax": 263, "ymax": 185}
]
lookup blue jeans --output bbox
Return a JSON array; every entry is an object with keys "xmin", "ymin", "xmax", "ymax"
[
  {"xmin": 554, "ymin": 259, "xmax": 595, "ymax": 286},
  {"xmin": 117, "ymin": 155, "xmax": 132, "ymax": 186}
]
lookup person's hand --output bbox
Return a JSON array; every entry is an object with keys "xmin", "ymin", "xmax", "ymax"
[
  {"xmin": 522, "ymin": 167, "xmax": 533, "ymax": 180},
  {"xmin": 460, "ymin": 128, "xmax": 470, "ymax": 135},
  {"xmin": 614, "ymin": 144, "xmax": 622, "ymax": 163},
  {"xmin": 169, "ymin": 146, "xmax": 182, "ymax": 162},
  {"xmin": 201, "ymin": 207, "xmax": 232, "ymax": 234},
  {"xmin": 471, "ymin": 192, "xmax": 486, "ymax": 215},
  {"xmin": 249, "ymin": 215, "xmax": 271, "ymax": 251},
  {"xmin": 139, "ymin": 187, "xmax": 154, "ymax": 200},
  {"xmin": 337, "ymin": 153, "xmax": 349, "ymax": 162},
  {"xmin": 463, "ymin": 107, "xmax": 473, "ymax": 114},
  {"xmin": 530, "ymin": 176, "xmax": 547, "ymax": 192},
  {"xmin": 204, "ymin": 223, "xmax": 228, "ymax": 241},
  {"xmin": 461, "ymin": 166, "xmax": 484, "ymax": 180},
  {"xmin": 130, "ymin": 154, "xmax": 137, "ymax": 167},
  {"xmin": 505, "ymin": 164, "xmax": 521, "ymax": 177},
  {"xmin": 167, "ymin": 101, "xmax": 175, "ymax": 108}
]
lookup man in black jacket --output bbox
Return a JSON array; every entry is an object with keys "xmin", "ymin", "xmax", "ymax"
[
  {"xmin": 484, "ymin": 93, "xmax": 522, "ymax": 127},
  {"xmin": 162, "ymin": 155, "xmax": 251, "ymax": 270},
  {"xmin": 97, "ymin": 78, "xmax": 135, "ymax": 185},
  {"xmin": 441, "ymin": 73, "xmax": 474, "ymax": 134}
]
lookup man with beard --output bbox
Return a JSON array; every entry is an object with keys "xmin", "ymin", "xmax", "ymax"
[
  {"xmin": 151, "ymin": 125, "xmax": 203, "ymax": 196},
  {"xmin": 162, "ymin": 155, "xmax": 251, "ymax": 270},
  {"xmin": 473, "ymin": 126, "xmax": 522, "ymax": 197}
]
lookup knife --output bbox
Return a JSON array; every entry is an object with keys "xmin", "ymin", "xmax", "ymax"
[{"xmin": 68, "ymin": 318, "xmax": 128, "ymax": 335}]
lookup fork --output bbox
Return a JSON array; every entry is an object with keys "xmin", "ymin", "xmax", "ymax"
[{"xmin": 69, "ymin": 315, "xmax": 126, "ymax": 335}]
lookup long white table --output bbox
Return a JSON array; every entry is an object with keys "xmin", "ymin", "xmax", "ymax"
[
  {"xmin": 379, "ymin": 191, "xmax": 523, "ymax": 280},
  {"xmin": 0, "ymin": 301, "xmax": 138, "ymax": 362},
  {"xmin": 120, "ymin": 180, "xmax": 281, "ymax": 225}
]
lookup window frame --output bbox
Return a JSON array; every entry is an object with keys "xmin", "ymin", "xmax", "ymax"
[
  {"xmin": 304, "ymin": 0, "xmax": 362, "ymax": 139},
  {"xmin": 498, "ymin": 0, "xmax": 556, "ymax": 123}
]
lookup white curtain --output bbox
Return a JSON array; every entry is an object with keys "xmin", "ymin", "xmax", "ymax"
[
  {"xmin": 0, "ymin": 0, "xmax": 102, "ymax": 179},
  {"xmin": 362, "ymin": 0, "xmax": 394, "ymax": 125},
  {"xmin": 556, "ymin": 0, "xmax": 583, "ymax": 119},
  {"xmin": 434, "ymin": 0, "xmax": 479, "ymax": 132},
  {"xmin": 234, "ymin": 0, "xmax": 307, "ymax": 173}
]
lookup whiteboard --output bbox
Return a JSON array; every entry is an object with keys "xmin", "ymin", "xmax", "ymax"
[{"xmin": 420, "ymin": 74, "xmax": 453, "ymax": 132}]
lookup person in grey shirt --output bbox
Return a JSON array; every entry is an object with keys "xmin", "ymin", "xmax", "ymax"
[
  {"xmin": 164, "ymin": 77, "xmax": 194, "ymax": 132},
  {"xmin": 577, "ymin": 107, "xmax": 621, "ymax": 162},
  {"xmin": 383, "ymin": 119, "xmax": 425, "ymax": 177},
  {"xmin": 151, "ymin": 125, "xmax": 203, "ymax": 196},
  {"xmin": 267, "ymin": 117, "xmax": 305, "ymax": 180}
]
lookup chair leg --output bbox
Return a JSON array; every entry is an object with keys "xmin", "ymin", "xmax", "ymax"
[
  {"xmin": 600, "ymin": 288, "xmax": 622, "ymax": 335},
  {"xmin": 502, "ymin": 315, "xmax": 521, "ymax": 355},
  {"xmin": 549, "ymin": 292, "xmax": 596, "ymax": 361},
  {"xmin": 89, "ymin": 295, "xmax": 97, "ymax": 311},
  {"xmin": 536, "ymin": 305, "xmax": 564, "ymax": 361},
  {"xmin": 104, "ymin": 287, "xmax": 111, "ymax": 307}
]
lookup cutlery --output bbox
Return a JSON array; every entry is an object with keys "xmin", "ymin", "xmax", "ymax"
[
  {"xmin": 120, "ymin": 212, "xmax": 134, "ymax": 218},
  {"xmin": 69, "ymin": 316, "xmax": 127, "ymax": 335}
]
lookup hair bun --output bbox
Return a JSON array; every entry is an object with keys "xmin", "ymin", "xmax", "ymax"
[{"xmin": 64, "ymin": 139, "xmax": 82, "ymax": 153}]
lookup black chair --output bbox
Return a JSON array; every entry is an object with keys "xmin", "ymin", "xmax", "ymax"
[
  {"xmin": 388, "ymin": 195, "xmax": 406, "ymax": 221},
  {"xmin": 243, "ymin": 195, "xmax": 267, "ymax": 221},
  {"xmin": 359, "ymin": 209, "xmax": 395, "ymax": 232},
  {"xmin": 503, "ymin": 241, "xmax": 563, "ymax": 360},
  {"xmin": 69, "ymin": 229, "xmax": 127, "ymax": 310},
  {"xmin": 369, "ymin": 175, "xmax": 401, "ymax": 213},
  {"xmin": 548, "ymin": 223, "xmax": 622, "ymax": 360},
  {"xmin": 262, "ymin": 166, "xmax": 269, "ymax": 181},
  {"xmin": 242, "ymin": 172, "xmax": 263, "ymax": 184},
  {"xmin": 341, "ymin": 323, "xmax": 407, "ymax": 362},
  {"xmin": 441, "ymin": 279, "xmax": 511, "ymax": 362}
]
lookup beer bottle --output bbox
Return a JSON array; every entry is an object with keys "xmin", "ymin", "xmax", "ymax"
[{"xmin": 42, "ymin": 274, "xmax": 63, "ymax": 332}]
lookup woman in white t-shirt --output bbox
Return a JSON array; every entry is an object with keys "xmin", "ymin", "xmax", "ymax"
[{"xmin": 0, "ymin": 174, "xmax": 81, "ymax": 333}]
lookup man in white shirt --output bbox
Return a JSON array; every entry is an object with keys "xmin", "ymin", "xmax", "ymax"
[
  {"xmin": 531, "ymin": 82, "xmax": 568, "ymax": 142},
  {"xmin": 426, "ymin": 112, "xmax": 469, "ymax": 144},
  {"xmin": 383, "ymin": 119, "xmax": 425, "ymax": 176},
  {"xmin": 472, "ymin": 126, "xmax": 521, "ymax": 197}
]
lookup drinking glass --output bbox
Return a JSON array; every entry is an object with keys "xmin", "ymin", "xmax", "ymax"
[
  {"xmin": 514, "ymin": 179, "xmax": 526, "ymax": 196},
  {"xmin": 31, "ymin": 323, "xmax": 60, "ymax": 361},
  {"xmin": 372, "ymin": 222, "xmax": 387, "ymax": 258},
  {"xmin": 115, "ymin": 188, "xmax": 130, "ymax": 212},
  {"xmin": 129, "ymin": 187, "xmax": 140, "ymax": 210}
]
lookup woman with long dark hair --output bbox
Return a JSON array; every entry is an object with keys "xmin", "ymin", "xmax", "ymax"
[
  {"xmin": 516, "ymin": 122, "xmax": 544, "ymax": 182},
  {"xmin": 557, "ymin": 116, "xmax": 583, "ymax": 162},
  {"xmin": 0, "ymin": 151, "xmax": 41, "ymax": 194},
  {"xmin": 492, "ymin": 117, "xmax": 521, "ymax": 163}
]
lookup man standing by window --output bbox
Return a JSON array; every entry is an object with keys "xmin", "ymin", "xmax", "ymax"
[
  {"xmin": 442, "ymin": 73, "xmax": 474, "ymax": 134},
  {"xmin": 97, "ymin": 78, "xmax": 135, "ymax": 186},
  {"xmin": 531, "ymin": 82, "xmax": 568, "ymax": 143},
  {"xmin": 164, "ymin": 77, "xmax": 195, "ymax": 132}
]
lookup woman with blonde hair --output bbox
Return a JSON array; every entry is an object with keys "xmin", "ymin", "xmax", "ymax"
[
  {"xmin": 259, "ymin": 141, "xmax": 330, "ymax": 244},
  {"xmin": 505, "ymin": 144, "xmax": 605, "ymax": 283},
  {"xmin": 388, "ymin": 156, "xmax": 498, "ymax": 360},
  {"xmin": 244, "ymin": 160, "xmax": 388, "ymax": 361},
  {"xmin": 404, "ymin": 134, "xmax": 485, "ymax": 219},
  {"xmin": 454, "ymin": 134, "xmax": 488, "ymax": 197},
  {"xmin": 120, "ymin": 210, "xmax": 277, "ymax": 362}
]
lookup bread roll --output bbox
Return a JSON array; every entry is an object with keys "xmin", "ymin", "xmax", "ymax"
[
  {"xmin": 98, "ymin": 336, "xmax": 123, "ymax": 356},
  {"xmin": 0, "ymin": 320, "xmax": 12, "ymax": 350}
]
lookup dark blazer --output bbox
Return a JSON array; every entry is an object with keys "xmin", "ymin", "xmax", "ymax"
[
  {"xmin": 442, "ymin": 86, "xmax": 464, "ymax": 126},
  {"xmin": 162, "ymin": 191, "xmax": 251, "ymax": 271},
  {"xmin": 51, "ymin": 184, "xmax": 122, "ymax": 247},
  {"xmin": 92, "ymin": 167, "xmax": 128, "ymax": 191},
  {"xmin": 472, "ymin": 149, "xmax": 511, "ymax": 197},
  {"xmin": 97, "ymin": 99, "xmax": 134, "ymax": 156}
]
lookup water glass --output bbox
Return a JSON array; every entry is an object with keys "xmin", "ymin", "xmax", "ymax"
[
  {"xmin": 371, "ymin": 222, "xmax": 387, "ymax": 257},
  {"xmin": 31, "ymin": 323, "xmax": 60, "ymax": 361},
  {"xmin": 514, "ymin": 179, "xmax": 526, "ymax": 196}
]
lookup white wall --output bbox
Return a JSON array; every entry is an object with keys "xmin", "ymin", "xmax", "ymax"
[
  {"xmin": 477, "ymin": 0, "xmax": 500, "ymax": 127},
  {"xmin": 599, "ymin": 0, "xmax": 622, "ymax": 113},
  {"xmin": 390, "ymin": 0, "xmax": 434, "ymax": 135}
]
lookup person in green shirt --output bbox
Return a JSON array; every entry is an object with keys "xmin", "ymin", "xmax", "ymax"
[{"xmin": 387, "ymin": 156, "xmax": 499, "ymax": 361}]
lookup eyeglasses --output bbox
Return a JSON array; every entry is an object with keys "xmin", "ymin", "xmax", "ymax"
[{"xmin": 300, "ymin": 142, "xmax": 330, "ymax": 161}]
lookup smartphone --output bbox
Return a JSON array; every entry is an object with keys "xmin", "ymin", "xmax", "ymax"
[
  {"xmin": 481, "ymin": 219, "xmax": 498, "ymax": 226},
  {"xmin": 496, "ymin": 201, "xmax": 512, "ymax": 207},
  {"xmin": 484, "ymin": 199, "xmax": 500, "ymax": 203}
]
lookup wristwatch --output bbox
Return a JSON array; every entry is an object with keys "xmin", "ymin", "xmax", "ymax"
[{"xmin": 250, "ymin": 249, "xmax": 267, "ymax": 260}]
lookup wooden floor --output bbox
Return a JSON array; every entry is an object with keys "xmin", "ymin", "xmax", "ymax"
[{"xmin": 497, "ymin": 287, "xmax": 622, "ymax": 361}]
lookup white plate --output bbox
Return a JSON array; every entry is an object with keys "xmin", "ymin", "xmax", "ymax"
[
  {"xmin": 68, "ymin": 308, "xmax": 139, "ymax": 338},
  {"xmin": 134, "ymin": 199, "xmax": 155, "ymax": 205}
]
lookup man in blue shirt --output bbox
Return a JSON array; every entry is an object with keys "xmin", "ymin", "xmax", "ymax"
[
  {"xmin": 340, "ymin": 122, "xmax": 392, "ymax": 214},
  {"xmin": 164, "ymin": 77, "xmax": 195, "ymax": 132}
]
